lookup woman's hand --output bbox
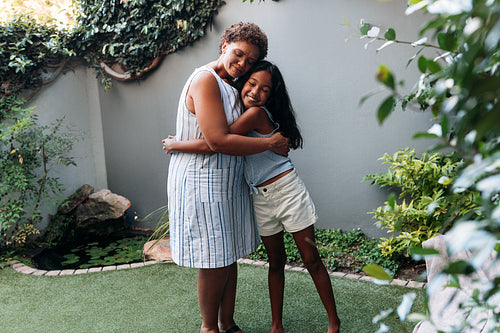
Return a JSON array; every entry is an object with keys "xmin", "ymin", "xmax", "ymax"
[
  {"xmin": 162, "ymin": 135, "xmax": 176, "ymax": 155},
  {"xmin": 269, "ymin": 132, "xmax": 290, "ymax": 156}
]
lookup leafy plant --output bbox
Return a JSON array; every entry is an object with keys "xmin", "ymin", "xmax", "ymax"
[
  {"xmin": 0, "ymin": 96, "xmax": 83, "ymax": 250},
  {"xmin": 60, "ymin": 236, "xmax": 148, "ymax": 269},
  {"xmin": 352, "ymin": 0, "xmax": 500, "ymax": 331},
  {"xmin": 0, "ymin": 15, "xmax": 75, "ymax": 99},
  {"xmin": 249, "ymin": 228, "xmax": 400, "ymax": 276},
  {"xmin": 0, "ymin": 0, "xmax": 225, "ymax": 97},
  {"xmin": 363, "ymin": 148, "xmax": 480, "ymax": 256}
]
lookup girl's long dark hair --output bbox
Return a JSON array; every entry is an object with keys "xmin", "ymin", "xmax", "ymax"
[{"xmin": 236, "ymin": 60, "xmax": 303, "ymax": 149}]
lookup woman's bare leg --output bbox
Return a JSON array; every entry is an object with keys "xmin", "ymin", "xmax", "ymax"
[
  {"xmin": 262, "ymin": 231, "xmax": 286, "ymax": 333},
  {"xmin": 198, "ymin": 264, "xmax": 240, "ymax": 333},
  {"xmin": 293, "ymin": 225, "xmax": 340, "ymax": 333},
  {"xmin": 218, "ymin": 262, "xmax": 242, "ymax": 332}
]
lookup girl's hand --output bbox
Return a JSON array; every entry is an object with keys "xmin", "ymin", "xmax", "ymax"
[
  {"xmin": 269, "ymin": 132, "xmax": 290, "ymax": 156},
  {"xmin": 162, "ymin": 135, "xmax": 176, "ymax": 155}
]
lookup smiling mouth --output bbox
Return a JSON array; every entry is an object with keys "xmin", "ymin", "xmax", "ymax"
[
  {"xmin": 246, "ymin": 95, "xmax": 259, "ymax": 104},
  {"xmin": 233, "ymin": 66, "xmax": 243, "ymax": 76}
]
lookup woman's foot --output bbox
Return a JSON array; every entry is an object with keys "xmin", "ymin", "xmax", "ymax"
[{"xmin": 219, "ymin": 324, "xmax": 243, "ymax": 333}]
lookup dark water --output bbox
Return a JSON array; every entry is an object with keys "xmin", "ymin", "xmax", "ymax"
[{"xmin": 31, "ymin": 230, "xmax": 151, "ymax": 270}]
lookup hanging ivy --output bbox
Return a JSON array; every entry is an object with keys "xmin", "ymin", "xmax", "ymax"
[
  {"xmin": 0, "ymin": 0, "xmax": 225, "ymax": 100},
  {"xmin": 73, "ymin": 0, "xmax": 225, "ymax": 89},
  {"xmin": 0, "ymin": 15, "xmax": 76, "ymax": 100}
]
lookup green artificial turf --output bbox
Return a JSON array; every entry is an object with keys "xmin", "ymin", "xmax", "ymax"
[{"xmin": 0, "ymin": 263, "xmax": 424, "ymax": 333}]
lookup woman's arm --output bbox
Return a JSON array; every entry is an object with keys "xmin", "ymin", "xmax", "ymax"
[
  {"xmin": 163, "ymin": 106, "xmax": 274, "ymax": 155},
  {"xmin": 188, "ymin": 72, "xmax": 288, "ymax": 156},
  {"xmin": 162, "ymin": 136, "xmax": 213, "ymax": 155}
]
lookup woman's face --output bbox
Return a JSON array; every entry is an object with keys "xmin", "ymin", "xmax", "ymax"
[
  {"xmin": 241, "ymin": 70, "xmax": 272, "ymax": 109},
  {"xmin": 221, "ymin": 40, "xmax": 260, "ymax": 78}
]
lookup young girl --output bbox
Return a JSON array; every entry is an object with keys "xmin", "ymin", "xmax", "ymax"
[{"xmin": 164, "ymin": 60, "xmax": 341, "ymax": 333}]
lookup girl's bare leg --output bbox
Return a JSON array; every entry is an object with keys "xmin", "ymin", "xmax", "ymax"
[
  {"xmin": 261, "ymin": 231, "xmax": 286, "ymax": 333},
  {"xmin": 293, "ymin": 225, "xmax": 341, "ymax": 333},
  {"xmin": 198, "ymin": 264, "xmax": 241, "ymax": 333}
]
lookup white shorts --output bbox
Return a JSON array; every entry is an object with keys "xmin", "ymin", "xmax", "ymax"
[{"xmin": 253, "ymin": 169, "xmax": 318, "ymax": 237}]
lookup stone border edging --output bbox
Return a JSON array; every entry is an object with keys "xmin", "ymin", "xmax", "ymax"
[{"xmin": 6, "ymin": 258, "xmax": 426, "ymax": 289}]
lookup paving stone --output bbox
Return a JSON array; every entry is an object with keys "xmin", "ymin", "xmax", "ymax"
[
  {"xmin": 144, "ymin": 260, "xmax": 158, "ymax": 266},
  {"xmin": 359, "ymin": 276, "xmax": 373, "ymax": 282},
  {"xmin": 116, "ymin": 264, "xmax": 131, "ymax": 270},
  {"xmin": 17, "ymin": 266, "xmax": 37, "ymax": 274},
  {"xmin": 74, "ymin": 269, "xmax": 89, "ymax": 275},
  {"xmin": 45, "ymin": 270, "xmax": 62, "ymax": 276},
  {"xmin": 60, "ymin": 269, "xmax": 76, "ymax": 275},
  {"xmin": 130, "ymin": 262, "xmax": 145, "ymax": 268},
  {"xmin": 345, "ymin": 273, "xmax": 361, "ymax": 280},
  {"xmin": 391, "ymin": 279, "xmax": 408, "ymax": 287},
  {"xmin": 11, "ymin": 263, "xmax": 26, "ymax": 269},
  {"xmin": 289, "ymin": 266, "xmax": 306, "ymax": 272},
  {"xmin": 253, "ymin": 261, "xmax": 267, "ymax": 266},
  {"xmin": 237, "ymin": 258, "xmax": 254, "ymax": 265},
  {"xmin": 102, "ymin": 266, "xmax": 116, "ymax": 271},
  {"xmin": 32, "ymin": 269, "xmax": 48, "ymax": 276},
  {"xmin": 406, "ymin": 280, "xmax": 425, "ymax": 288},
  {"xmin": 88, "ymin": 267, "xmax": 103, "ymax": 273},
  {"xmin": 329, "ymin": 271, "xmax": 347, "ymax": 278}
]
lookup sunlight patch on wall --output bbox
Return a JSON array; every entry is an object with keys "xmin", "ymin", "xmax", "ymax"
[{"xmin": 0, "ymin": 0, "xmax": 76, "ymax": 29}]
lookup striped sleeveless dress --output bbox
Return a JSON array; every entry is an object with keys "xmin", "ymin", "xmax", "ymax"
[{"xmin": 167, "ymin": 66, "xmax": 259, "ymax": 269}]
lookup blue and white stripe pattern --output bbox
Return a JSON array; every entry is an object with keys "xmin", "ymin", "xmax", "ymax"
[{"xmin": 167, "ymin": 66, "xmax": 259, "ymax": 268}]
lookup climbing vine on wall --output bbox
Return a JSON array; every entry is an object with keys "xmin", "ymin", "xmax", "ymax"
[
  {"xmin": 74, "ymin": 0, "xmax": 225, "ymax": 89},
  {"xmin": 0, "ymin": 0, "xmax": 225, "ymax": 100}
]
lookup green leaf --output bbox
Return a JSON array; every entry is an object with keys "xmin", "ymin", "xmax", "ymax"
[
  {"xmin": 417, "ymin": 56, "xmax": 427, "ymax": 73},
  {"xmin": 384, "ymin": 28, "xmax": 396, "ymax": 41},
  {"xmin": 360, "ymin": 24, "xmax": 370, "ymax": 35},
  {"xmin": 427, "ymin": 60, "xmax": 441, "ymax": 74},
  {"xmin": 443, "ymin": 260, "xmax": 475, "ymax": 275},
  {"xmin": 376, "ymin": 65, "xmax": 395, "ymax": 90},
  {"xmin": 440, "ymin": 114, "xmax": 449, "ymax": 137},
  {"xmin": 363, "ymin": 263, "xmax": 393, "ymax": 281},
  {"xmin": 409, "ymin": 246, "xmax": 440, "ymax": 256},
  {"xmin": 437, "ymin": 32, "xmax": 458, "ymax": 51},
  {"xmin": 412, "ymin": 132, "xmax": 438, "ymax": 139},
  {"xmin": 387, "ymin": 193, "xmax": 397, "ymax": 209},
  {"xmin": 377, "ymin": 96, "xmax": 396, "ymax": 124}
]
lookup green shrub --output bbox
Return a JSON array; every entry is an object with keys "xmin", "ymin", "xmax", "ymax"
[
  {"xmin": 249, "ymin": 228, "xmax": 399, "ymax": 276},
  {"xmin": 0, "ymin": 96, "xmax": 83, "ymax": 250},
  {"xmin": 363, "ymin": 148, "xmax": 480, "ymax": 257}
]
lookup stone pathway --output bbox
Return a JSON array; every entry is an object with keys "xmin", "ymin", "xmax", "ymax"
[{"xmin": 6, "ymin": 258, "xmax": 426, "ymax": 289}]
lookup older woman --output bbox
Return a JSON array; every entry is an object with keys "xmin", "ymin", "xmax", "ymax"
[{"xmin": 167, "ymin": 22, "xmax": 289, "ymax": 333}]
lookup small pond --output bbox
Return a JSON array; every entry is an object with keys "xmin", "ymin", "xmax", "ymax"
[{"xmin": 31, "ymin": 230, "xmax": 151, "ymax": 270}]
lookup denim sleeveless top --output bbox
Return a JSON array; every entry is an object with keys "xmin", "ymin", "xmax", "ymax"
[{"xmin": 244, "ymin": 106, "xmax": 294, "ymax": 193}]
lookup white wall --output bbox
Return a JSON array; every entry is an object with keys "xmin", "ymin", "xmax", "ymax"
[
  {"xmin": 32, "ymin": 0, "xmax": 435, "ymax": 236},
  {"xmin": 29, "ymin": 67, "xmax": 107, "ymax": 229}
]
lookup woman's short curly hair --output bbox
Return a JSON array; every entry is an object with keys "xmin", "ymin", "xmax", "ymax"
[{"xmin": 219, "ymin": 22, "xmax": 268, "ymax": 60}]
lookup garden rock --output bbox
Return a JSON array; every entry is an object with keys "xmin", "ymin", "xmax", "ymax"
[
  {"xmin": 75, "ymin": 189, "xmax": 131, "ymax": 226},
  {"xmin": 143, "ymin": 237, "xmax": 172, "ymax": 262},
  {"xmin": 58, "ymin": 184, "xmax": 94, "ymax": 215},
  {"xmin": 44, "ymin": 187, "xmax": 131, "ymax": 246}
]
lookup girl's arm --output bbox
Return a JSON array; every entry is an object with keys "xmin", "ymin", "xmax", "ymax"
[{"xmin": 188, "ymin": 72, "xmax": 288, "ymax": 156}]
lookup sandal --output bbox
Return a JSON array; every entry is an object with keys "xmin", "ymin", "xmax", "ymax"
[{"xmin": 224, "ymin": 325, "xmax": 242, "ymax": 333}]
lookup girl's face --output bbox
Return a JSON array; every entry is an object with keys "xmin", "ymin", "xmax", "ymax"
[
  {"xmin": 241, "ymin": 70, "xmax": 272, "ymax": 109},
  {"xmin": 221, "ymin": 40, "xmax": 259, "ymax": 79}
]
